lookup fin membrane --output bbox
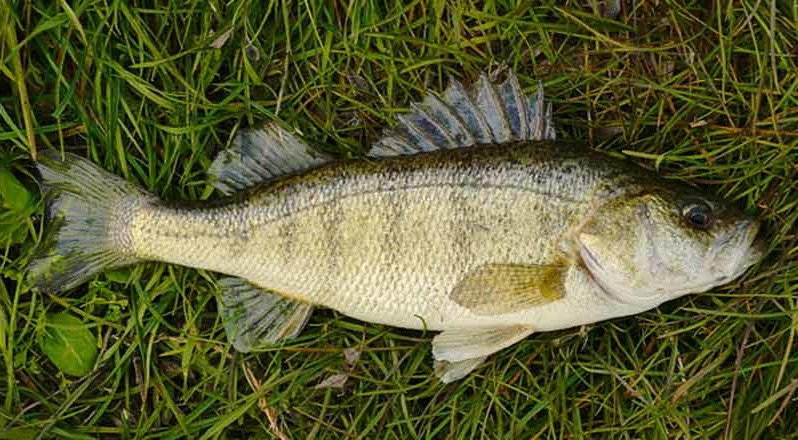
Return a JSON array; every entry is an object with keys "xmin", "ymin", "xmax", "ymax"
[
  {"xmin": 432, "ymin": 325, "xmax": 534, "ymax": 363},
  {"xmin": 217, "ymin": 277, "xmax": 313, "ymax": 352},
  {"xmin": 209, "ymin": 123, "xmax": 331, "ymax": 195},
  {"xmin": 451, "ymin": 263, "xmax": 566, "ymax": 316},
  {"xmin": 27, "ymin": 151, "xmax": 149, "ymax": 292},
  {"xmin": 434, "ymin": 356, "xmax": 488, "ymax": 384},
  {"xmin": 370, "ymin": 69, "xmax": 555, "ymax": 157},
  {"xmin": 432, "ymin": 325, "xmax": 534, "ymax": 383}
]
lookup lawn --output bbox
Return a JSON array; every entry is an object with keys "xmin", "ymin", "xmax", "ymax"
[{"xmin": 1, "ymin": 1, "xmax": 797, "ymax": 438}]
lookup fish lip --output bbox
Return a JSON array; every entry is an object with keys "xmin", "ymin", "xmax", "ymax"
[
  {"xmin": 735, "ymin": 219, "xmax": 764, "ymax": 267},
  {"xmin": 748, "ymin": 238, "xmax": 765, "ymax": 264},
  {"xmin": 743, "ymin": 221, "xmax": 765, "ymax": 267},
  {"xmin": 711, "ymin": 219, "xmax": 763, "ymax": 282}
]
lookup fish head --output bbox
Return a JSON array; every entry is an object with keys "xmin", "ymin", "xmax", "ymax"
[{"xmin": 577, "ymin": 186, "xmax": 763, "ymax": 305}]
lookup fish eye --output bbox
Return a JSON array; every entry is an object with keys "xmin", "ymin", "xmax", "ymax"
[{"xmin": 683, "ymin": 202, "xmax": 712, "ymax": 229}]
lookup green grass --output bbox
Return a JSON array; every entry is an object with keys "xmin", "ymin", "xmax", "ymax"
[{"xmin": 1, "ymin": 1, "xmax": 797, "ymax": 438}]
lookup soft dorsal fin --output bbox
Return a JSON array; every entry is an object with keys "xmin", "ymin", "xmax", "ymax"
[
  {"xmin": 209, "ymin": 123, "xmax": 332, "ymax": 195},
  {"xmin": 369, "ymin": 69, "xmax": 556, "ymax": 158}
]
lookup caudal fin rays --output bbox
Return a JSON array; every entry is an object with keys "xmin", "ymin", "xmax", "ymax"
[{"xmin": 27, "ymin": 151, "xmax": 148, "ymax": 293}]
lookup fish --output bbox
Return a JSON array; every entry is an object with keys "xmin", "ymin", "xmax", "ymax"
[{"xmin": 26, "ymin": 70, "xmax": 763, "ymax": 382}]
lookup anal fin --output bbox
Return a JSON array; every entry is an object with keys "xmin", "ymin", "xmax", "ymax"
[
  {"xmin": 432, "ymin": 325, "xmax": 534, "ymax": 383},
  {"xmin": 217, "ymin": 277, "xmax": 313, "ymax": 352}
]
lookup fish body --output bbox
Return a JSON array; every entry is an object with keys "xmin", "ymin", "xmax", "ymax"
[
  {"xmin": 130, "ymin": 142, "xmax": 642, "ymax": 331},
  {"xmin": 28, "ymin": 71, "xmax": 762, "ymax": 382}
]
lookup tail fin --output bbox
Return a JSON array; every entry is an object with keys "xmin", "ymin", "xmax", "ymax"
[{"xmin": 27, "ymin": 151, "xmax": 150, "ymax": 293}]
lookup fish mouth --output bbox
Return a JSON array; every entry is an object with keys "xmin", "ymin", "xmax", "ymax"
[
  {"xmin": 735, "ymin": 219, "xmax": 764, "ymax": 269},
  {"xmin": 711, "ymin": 219, "xmax": 764, "ymax": 282},
  {"xmin": 745, "ymin": 220, "xmax": 765, "ymax": 264},
  {"xmin": 748, "ymin": 238, "xmax": 765, "ymax": 265}
]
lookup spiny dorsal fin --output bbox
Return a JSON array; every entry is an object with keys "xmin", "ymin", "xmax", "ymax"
[
  {"xmin": 209, "ymin": 123, "xmax": 332, "ymax": 195},
  {"xmin": 216, "ymin": 277, "xmax": 313, "ymax": 352},
  {"xmin": 369, "ymin": 69, "xmax": 555, "ymax": 158}
]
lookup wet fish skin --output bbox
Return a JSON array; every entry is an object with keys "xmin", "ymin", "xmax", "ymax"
[
  {"xmin": 118, "ymin": 141, "xmax": 743, "ymax": 331},
  {"xmin": 27, "ymin": 71, "xmax": 762, "ymax": 382}
]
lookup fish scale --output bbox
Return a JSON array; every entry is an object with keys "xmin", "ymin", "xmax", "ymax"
[
  {"xmin": 126, "ymin": 144, "xmax": 617, "ymax": 329},
  {"xmin": 27, "ymin": 70, "xmax": 762, "ymax": 382}
]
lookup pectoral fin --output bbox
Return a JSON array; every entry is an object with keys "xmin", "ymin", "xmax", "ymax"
[
  {"xmin": 451, "ymin": 263, "xmax": 566, "ymax": 315},
  {"xmin": 217, "ymin": 277, "xmax": 313, "ymax": 352},
  {"xmin": 432, "ymin": 325, "xmax": 534, "ymax": 382}
]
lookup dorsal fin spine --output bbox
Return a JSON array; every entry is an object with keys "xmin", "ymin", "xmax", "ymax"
[
  {"xmin": 474, "ymin": 74, "xmax": 511, "ymax": 143},
  {"xmin": 413, "ymin": 102, "xmax": 459, "ymax": 149},
  {"xmin": 422, "ymin": 94, "xmax": 474, "ymax": 146},
  {"xmin": 443, "ymin": 79, "xmax": 493, "ymax": 144},
  {"xmin": 396, "ymin": 113, "xmax": 441, "ymax": 152},
  {"xmin": 369, "ymin": 69, "xmax": 556, "ymax": 158},
  {"xmin": 499, "ymin": 73, "xmax": 528, "ymax": 139}
]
